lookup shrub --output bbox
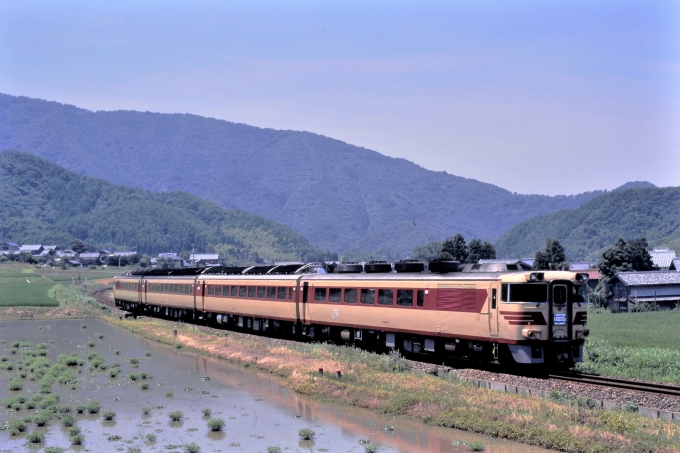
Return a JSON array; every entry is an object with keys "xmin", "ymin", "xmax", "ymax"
[
  {"xmin": 27, "ymin": 431, "xmax": 45, "ymax": 443},
  {"xmin": 207, "ymin": 418, "xmax": 225, "ymax": 431},
  {"xmin": 184, "ymin": 442, "xmax": 200, "ymax": 453},
  {"xmin": 298, "ymin": 428, "xmax": 315, "ymax": 440},
  {"xmin": 168, "ymin": 410, "xmax": 184, "ymax": 421},
  {"xmin": 86, "ymin": 400, "xmax": 100, "ymax": 414},
  {"xmin": 102, "ymin": 410, "xmax": 116, "ymax": 420},
  {"xmin": 8, "ymin": 378, "xmax": 22, "ymax": 391},
  {"xmin": 468, "ymin": 441, "xmax": 485, "ymax": 451},
  {"xmin": 70, "ymin": 433, "xmax": 85, "ymax": 445},
  {"xmin": 201, "ymin": 408, "xmax": 212, "ymax": 417}
]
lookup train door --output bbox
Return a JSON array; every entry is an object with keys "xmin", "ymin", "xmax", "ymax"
[
  {"xmin": 301, "ymin": 282, "xmax": 310, "ymax": 325},
  {"xmin": 550, "ymin": 283, "xmax": 570, "ymax": 340},
  {"xmin": 137, "ymin": 280, "xmax": 143, "ymax": 305},
  {"xmin": 196, "ymin": 280, "xmax": 205, "ymax": 312},
  {"xmin": 488, "ymin": 285, "xmax": 499, "ymax": 337}
]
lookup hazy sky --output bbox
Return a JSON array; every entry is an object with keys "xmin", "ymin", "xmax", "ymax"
[{"xmin": 1, "ymin": 1, "xmax": 678, "ymax": 195}]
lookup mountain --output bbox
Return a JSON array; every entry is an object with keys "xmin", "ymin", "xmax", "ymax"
[
  {"xmin": 495, "ymin": 186, "xmax": 680, "ymax": 261},
  {"xmin": 0, "ymin": 93, "xmax": 606, "ymax": 255},
  {"xmin": 0, "ymin": 150, "xmax": 327, "ymax": 263}
]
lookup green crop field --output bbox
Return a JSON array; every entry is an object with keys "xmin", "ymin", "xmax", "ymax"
[
  {"xmin": 578, "ymin": 310, "xmax": 680, "ymax": 384},
  {"xmin": 0, "ymin": 276, "xmax": 59, "ymax": 307}
]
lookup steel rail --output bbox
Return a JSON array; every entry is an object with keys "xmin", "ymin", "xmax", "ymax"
[{"xmin": 547, "ymin": 370, "xmax": 680, "ymax": 397}]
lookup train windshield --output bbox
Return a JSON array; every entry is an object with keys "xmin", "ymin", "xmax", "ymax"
[
  {"xmin": 571, "ymin": 284, "xmax": 588, "ymax": 303},
  {"xmin": 502, "ymin": 283, "xmax": 547, "ymax": 303}
]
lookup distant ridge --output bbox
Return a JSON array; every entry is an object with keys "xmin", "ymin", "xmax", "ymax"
[
  {"xmin": 0, "ymin": 93, "xmax": 607, "ymax": 255},
  {"xmin": 0, "ymin": 150, "xmax": 326, "ymax": 262},
  {"xmin": 495, "ymin": 186, "xmax": 680, "ymax": 261}
]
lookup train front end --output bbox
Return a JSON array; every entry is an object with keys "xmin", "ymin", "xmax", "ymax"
[{"xmin": 499, "ymin": 271, "xmax": 590, "ymax": 366}]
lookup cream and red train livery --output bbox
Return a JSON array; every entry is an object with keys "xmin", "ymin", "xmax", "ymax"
[{"xmin": 113, "ymin": 263, "xmax": 590, "ymax": 365}]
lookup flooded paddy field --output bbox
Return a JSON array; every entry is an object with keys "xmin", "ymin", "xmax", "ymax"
[{"xmin": 0, "ymin": 319, "xmax": 550, "ymax": 453}]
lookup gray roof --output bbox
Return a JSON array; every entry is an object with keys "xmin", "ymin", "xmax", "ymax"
[
  {"xmin": 628, "ymin": 295, "xmax": 680, "ymax": 303},
  {"xmin": 113, "ymin": 251, "xmax": 137, "ymax": 257},
  {"xmin": 79, "ymin": 253, "xmax": 100, "ymax": 259},
  {"xmin": 191, "ymin": 254, "xmax": 219, "ymax": 261},
  {"xmin": 570, "ymin": 262, "xmax": 596, "ymax": 271},
  {"xmin": 670, "ymin": 258, "xmax": 680, "ymax": 271},
  {"xmin": 611, "ymin": 271, "xmax": 680, "ymax": 286},
  {"xmin": 19, "ymin": 244, "xmax": 42, "ymax": 252},
  {"xmin": 650, "ymin": 248, "xmax": 677, "ymax": 268}
]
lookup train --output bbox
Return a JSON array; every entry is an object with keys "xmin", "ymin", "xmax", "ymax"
[{"xmin": 113, "ymin": 260, "xmax": 590, "ymax": 366}]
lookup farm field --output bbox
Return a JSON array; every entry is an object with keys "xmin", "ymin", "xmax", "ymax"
[
  {"xmin": 0, "ymin": 264, "xmax": 123, "ymax": 307},
  {"xmin": 578, "ymin": 310, "xmax": 680, "ymax": 384}
]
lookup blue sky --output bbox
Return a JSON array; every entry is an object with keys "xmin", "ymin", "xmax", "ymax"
[{"xmin": 1, "ymin": 0, "xmax": 678, "ymax": 195}]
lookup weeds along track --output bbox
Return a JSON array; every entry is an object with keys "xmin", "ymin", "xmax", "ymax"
[{"xmin": 547, "ymin": 370, "xmax": 680, "ymax": 397}]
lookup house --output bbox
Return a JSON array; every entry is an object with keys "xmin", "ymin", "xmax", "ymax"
[
  {"xmin": 158, "ymin": 253, "xmax": 185, "ymax": 267},
  {"xmin": 78, "ymin": 253, "xmax": 101, "ymax": 265},
  {"xmin": 113, "ymin": 251, "xmax": 137, "ymax": 258},
  {"xmin": 190, "ymin": 253, "xmax": 220, "ymax": 266},
  {"xmin": 1, "ymin": 242, "xmax": 20, "ymax": 253},
  {"xmin": 570, "ymin": 262, "xmax": 597, "ymax": 271},
  {"xmin": 19, "ymin": 244, "xmax": 44, "ymax": 255},
  {"xmin": 99, "ymin": 250, "xmax": 112, "ymax": 259},
  {"xmin": 650, "ymin": 248, "xmax": 677, "ymax": 270},
  {"xmin": 57, "ymin": 250, "xmax": 77, "ymax": 259},
  {"xmin": 670, "ymin": 258, "xmax": 680, "ymax": 272},
  {"xmin": 67, "ymin": 260, "xmax": 82, "ymax": 267},
  {"xmin": 606, "ymin": 271, "xmax": 680, "ymax": 311}
]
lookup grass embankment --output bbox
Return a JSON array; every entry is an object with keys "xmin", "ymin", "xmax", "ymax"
[
  {"xmin": 108, "ymin": 316, "xmax": 680, "ymax": 453},
  {"xmin": 576, "ymin": 310, "xmax": 680, "ymax": 384}
]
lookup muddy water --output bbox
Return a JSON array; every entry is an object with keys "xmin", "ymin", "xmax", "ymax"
[{"xmin": 0, "ymin": 320, "xmax": 550, "ymax": 453}]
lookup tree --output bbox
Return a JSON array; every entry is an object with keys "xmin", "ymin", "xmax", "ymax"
[
  {"xmin": 70, "ymin": 239, "xmax": 87, "ymax": 254},
  {"xmin": 533, "ymin": 238, "xmax": 569, "ymax": 270},
  {"xmin": 480, "ymin": 240, "xmax": 496, "ymax": 260},
  {"xmin": 441, "ymin": 234, "xmax": 467, "ymax": 262},
  {"xmin": 598, "ymin": 237, "xmax": 656, "ymax": 278},
  {"xmin": 411, "ymin": 241, "xmax": 443, "ymax": 261},
  {"xmin": 466, "ymin": 239, "xmax": 497, "ymax": 263}
]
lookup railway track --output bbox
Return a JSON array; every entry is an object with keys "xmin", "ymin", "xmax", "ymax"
[{"xmin": 547, "ymin": 370, "xmax": 680, "ymax": 397}]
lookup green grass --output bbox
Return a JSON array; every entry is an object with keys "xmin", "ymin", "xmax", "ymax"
[
  {"xmin": 576, "ymin": 310, "xmax": 680, "ymax": 384},
  {"xmin": 0, "ymin": 277, "xmax": 59, "ymax": 307}
]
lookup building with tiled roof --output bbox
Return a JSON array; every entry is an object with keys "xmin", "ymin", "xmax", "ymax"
[
  {"xmin": 650, "ymin": 248, "xmax": 677, "ymax": 270},
  {"xmin": 607, "ymin": 271, "xmax": 680, "ymax": 311},
  {"xmin": 670, "ymin": 258, "xmax": 680, "ymax": 272}
]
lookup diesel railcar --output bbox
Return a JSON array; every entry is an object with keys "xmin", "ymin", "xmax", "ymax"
[{"xmin": 113, "ymin": 262, "xmax": 590, "ymax": 366}]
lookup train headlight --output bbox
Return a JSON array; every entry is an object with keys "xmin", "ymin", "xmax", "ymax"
[
  {"xmin": 529, "ymin": 273, "xmax": 544, "ymax": 282},
  {"xmin": 522, "ymin": 328, "xmax": 541, "ymax": 340}
]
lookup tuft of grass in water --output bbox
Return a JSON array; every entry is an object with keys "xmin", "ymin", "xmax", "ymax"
[
  {"xmin": 33, "ymin": 410, "xmax": 51, "ymax": 426},
  {"xmin": 207, "ymin": 418, "xmax": 225, "ymax": 431},
  {"xmin": 128, "ymin": 373, "xmax": 139, "ymax": 381},
  {"xmin": 85, "ymin": 400, "xmax": 100, "ymax": 414},
  {"xmin": 8, "ymin": 378, "xmax": 22, "ymax": 391},
  {"xmin": 175, "ymin": 342, "xmax": 183, "ymax": 349},
  {"xmin": 168, "ymin": 410, "xmax": 184, "ymax": 421},
  {"xmin": 114, "ymin": 349, "xmax": 120, "ymax": 355},
  {"xmin": 363, "ymin": 442, "xmax": 378, "ymax": 453},
  {"xmin": 146, "ymin": 433, "xmax": 157, "ymax": 442},
  {"xmin": 81, "ymin": 324, "xmax": 87, "ymax": 329},
  {"xmin": 68, "ymin": 426, "xmax": 81, "ymax": 437},
  {"xmin": 8, "ymin": 419, "xmax": 27, "ymax": 434},
  {"xmin": 70, "ymin": 433, "xmax": 85, "ymax": 445},
  {"xmin": 97, "ymin": 333, "xmax": 104, "ymax": 339},
  {"xmin": 27, "ymin": 431, "xmax": 46, "ymax": 443},
  {"xmin": 102, "ymin": 410, "xmax": 116, "ymax": 420},
  {"xmin": 145, "ymin": 351, "xmax": 152, "ymax": 357},
  {"xmin": 129, "ymin": 357, "xmax": 139, "ymax": 367},
  {"xmin": 142, "ymin": 406, "xmax": 151, "ymax": 415},
  {"xmin": 87, "ymin": 341, "xmax": 95, "ymax": 347},
  {"xmin": 44, "ymin": 447, "xmax": 65, "ymax": 453},
  {"xmin": 74, "ymin": 403, "xmax": 86, "ymax": 414},
  {"xmin": 266, "ymin": 447, "xmax": 282, "ymax": 453},
  {"xmin": 184, "ymin": 442, "xmax": 200, "ymax": 453},
  {"xmin": 166, "ymin": 391, "xmax": 174, "ymax": 397},
  {"xmin": 468, "ymin": 441, "xmax": 485, "ymax": 451},
  {"xmin": 139, "ymin": 382, "xmax": 149, "ymax": 390},
  {"xmin": 108, "ymin": 368, "xmax": 119, "ymax": 378},
  {"xmin": 298, "ymin": 428, "xmax": 315, "ymax": 440},
  {"xmin": 61, "ymin": 414, "xmax": 75, "ymax": 426},
  {"xmin": 201, "ymin": 408, "xmax": 212, "ymax": 417}
]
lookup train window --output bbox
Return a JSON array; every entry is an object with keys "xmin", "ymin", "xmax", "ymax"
[
  {"xmin": 208, "ymin": 285, "xmax": 214, "ymax": 296},
  {"xmin": 257, "ymin": 286, "xmax": 266, "ymax": 298},
  {"xmin": 360, "ymin": 289, "xmax": 375, "ymax": 304},
  {"xmin": 329, "ymin": 288, "xmax": 342, "ymax": 302},
  {"xmin": 231, "ymin": 286, "xmax": 238, "ymax": 297},
  {"xmin": 378, "ymin": 289, "xmax": 393, "ymax": 305},
  {"xmin": 571, "ymin": 285, "xmax": 587, "ymax": 303},
  {"xmin": 277, "ymin": 287, "xmax": 287, "ymax": 299},
  {"xmin": 215, "ymin": 285, "xmax": 222, "ymax": 296},
  {"xmin": 289, "ymin": 287, "xmax": 294, "ymax": 300},
  {"xmin": 222, "ymin": 285, "xmax": 229, "ymax": 296},
  {"xmin": 344, "ymin": 288, "xmax": 357, "ymax": 303},
  {"xmin": 248, "ymin": 286, "xmax": 256, "ymax": 297},
  {"xmin": 239, "ymin": 286, "xmax": 247, "ymax": 297},
  {"xmin": 553, "ymin": 285, "xmax": 567, "ymax": 305},
  {"xmin": 314, "ymin": 288, "xmax": 327, "ymax": 302},
  {"xmin": 502, "ymin": 284, "xmax": 508, "ymax": 302},
  {"xmin": 491, "ymin": 288, "xmax": 497, "ymax": 309},
  {"xmin": 417, "ymin": 290, "xmax": 424, "ymax": 307},
  {"xmin": 174, "ymin": 284, "xmax": 179, "ymax": 293},
  {"xmin": 267, "ymin": 287, "xmax": 276, "ymax": 299},
  {"xmin": 397, "ymin": 290, "xmax": 413, "ymax": 306},
  {"xmin": 508, "ymin": 284, "xmax": 547, "ymax": 303}
]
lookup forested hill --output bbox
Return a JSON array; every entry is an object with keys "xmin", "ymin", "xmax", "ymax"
[
  {"xmin": 0, "ymin": 150, "xmax": 326, "ymax": 262},
  {"xmin": 495, "ymin": 186, "xmax": 680, "ymax": 261},
  {"xmin": 0, "ymin": 93, "xmax": 605, "ymax": 255}
]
